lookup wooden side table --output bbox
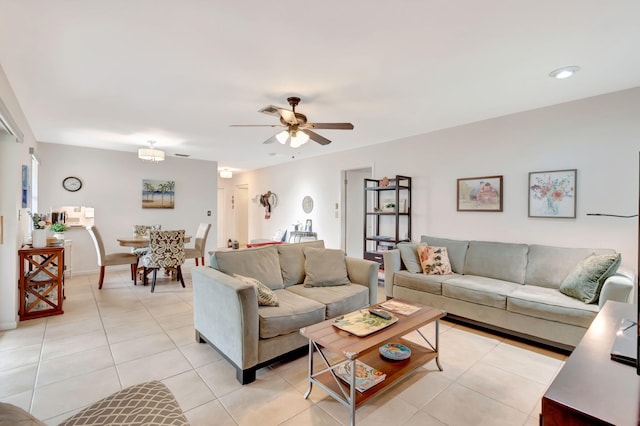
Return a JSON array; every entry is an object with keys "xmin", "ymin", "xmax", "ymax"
[{"xmin": 18, "ymin": 246, "xmax": 65, "ymax": 320}]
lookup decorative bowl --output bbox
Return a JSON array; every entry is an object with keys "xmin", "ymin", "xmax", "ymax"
[{"xmin": 379, "ymin": 343, "xmax": 411, "ymax": 361}]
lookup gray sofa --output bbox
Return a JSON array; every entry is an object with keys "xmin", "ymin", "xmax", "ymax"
[
  {"xmin": 192, "ymin": 240, "xmax": 378, "ymax": 384},
  {"xmin": 383, "ymin": 236, "xmax": 636, "ymax": 350}
]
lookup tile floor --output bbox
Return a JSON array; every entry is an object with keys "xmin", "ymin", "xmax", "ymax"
[{"xmin": 0, "ymin": 265, "xmax": 567, "ymax": 425}]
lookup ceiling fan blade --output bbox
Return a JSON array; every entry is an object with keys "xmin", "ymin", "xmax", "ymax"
[
  {"xmin": 305, "ymin": 130, "xmax": 332, "ymax": 145},
  {"xmin": 258, "ymin": 105, "xmax": 283, "ymax": 116},
  {"xmin": 230, "ymin": 124, "xmax": 285, "ymax": 127},
  {"xmin": 259, "ymin": 105, "xmax": 298, "ymax": 125},
  {"xmin": 304, "ymin": 122, "xmax": 354, "ymax": 130},
  {"xmin": 263, "ymin": 134, "xmax": 279, "ymax": 144}
]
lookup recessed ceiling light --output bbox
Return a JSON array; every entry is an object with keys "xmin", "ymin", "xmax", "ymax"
[{"xmin": 549, "ymin": 66, "xmax": 581, "ymax": 79}]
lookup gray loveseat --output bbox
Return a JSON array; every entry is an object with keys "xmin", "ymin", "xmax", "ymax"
[
  {"xmin": 383, "ymin": 236, "xmax": 636, "ymax": 350},
  {"xmin": 192, "ymin": 240, "xmax": 378, "ymax": 384}
]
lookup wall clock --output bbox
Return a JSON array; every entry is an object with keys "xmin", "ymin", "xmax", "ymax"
[
  {"xmin": 62, "ymin": 176, "xmax": 82, "ymax": 192},
  {"xmin": 302, "ymin": 196, "xmax": 314, "ymax": 214}
]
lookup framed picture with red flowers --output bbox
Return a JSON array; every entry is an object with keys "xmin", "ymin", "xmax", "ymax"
[
  {"xmin": 457, "ymin": 175, "xmax": 503, "ymax": 212},
  {"xmin": 528, "ymin": 169, "xmax": 577, "ymax": 218}
]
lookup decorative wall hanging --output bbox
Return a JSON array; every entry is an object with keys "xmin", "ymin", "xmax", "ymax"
[
  {"xmin": 21, "ymin": 165, "xmax": 28, "ymax": 208},
  {"xmin": 302, "ymin": 196, "xmax": 314, "ymax": 214},
  {"xmin": 528, "ymin": 169, "xmax": 576, "ymax": 218},
  {"xmin": 457, "ymin": 175, "xmax": 503, "ymax": 212},
  {"xmin": 259, "ymin": 191, "xmax": 277, "ymax": 219},
  {"xmin": 142, "ymin": 179, "xmax": 175, "ymax": 209}
]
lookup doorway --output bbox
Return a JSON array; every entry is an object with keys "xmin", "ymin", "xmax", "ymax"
[
  {"xmin": 342, "ymin": 167, "xmax": 373, "ymax": 257},
  {"xmin": 233, "ymin": 184, "xmax": 249, "ymax": 247}
]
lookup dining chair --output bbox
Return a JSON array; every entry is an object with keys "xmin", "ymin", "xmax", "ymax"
[
  {"xmin": 86, "ymin": 225, "xmax": 139, "ymax": 289},
  {"xmin": 184, "ymin": 223, "xmax": 211, "ymax": 266},
  {"xmin": 141, "ymin": 230, "xmax": 186, "ymax": 292}
]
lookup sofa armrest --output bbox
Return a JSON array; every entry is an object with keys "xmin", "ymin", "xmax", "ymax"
[
  {"xmin": 345, "ymin": 256, "xmax": 378, "ymax": 305},
  {"xmin": 382, "ymin": 250, "xmax": 402, "ymax": 298},
  {"xmin": 598, "ymin": 266, "xmax": 637, "ymax": 308},
  {"xmin": 192, "ymin": 266, "xmax": 259, "ymax": 369}
]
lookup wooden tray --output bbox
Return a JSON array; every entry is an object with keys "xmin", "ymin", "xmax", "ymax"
[{"xmin": 332, "ymin": 309, "xmax": 398, "ymax": 337}]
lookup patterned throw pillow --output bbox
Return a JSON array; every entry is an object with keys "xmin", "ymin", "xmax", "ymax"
[
  {"xmin": 416, "ymin": 246, "xmax": 453, "ymax": 275},
  {"xmin": 234, "ymin": 274, "xmax": 279, "ymax": 306}
]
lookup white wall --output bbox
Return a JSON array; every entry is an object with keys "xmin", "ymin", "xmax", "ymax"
[
  {"xmin": 37, "ymin": 143, "xmax": 218, "ymax": 274},
  {"xmin": 233, "ymin": 88, "xmax": 640, "ymax": 270}
]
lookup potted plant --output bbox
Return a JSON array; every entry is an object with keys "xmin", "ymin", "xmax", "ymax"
[
  {"xmin": 50, "ymin": 222, "xmax": 69, "ymax": 240},
  {"xmin": 29, "ymin": 212, "xmax": 49, "ymax": 247},
  {"xmin": 382, "ymin": 201, "xmax": 396, "ymax": 212}
]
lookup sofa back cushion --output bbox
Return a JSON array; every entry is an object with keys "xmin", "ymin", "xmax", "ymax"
[
  {"xmin": 397, "ymin": 242, "xmax": 422, "ymax": 273},
  {"xmin": 420, "ymin": 236, "xmax": 469, "ymax": 274},
  {"xmin": 303, "ymin": 247, "xmax": 350, "ymax": 287},
  {"xmin": 464, "ymin": 241, "xmax": 529, "ymax": 284},
  {"xmin": 525, "ymin": 244, "xmax": 616, "ymax": 289},
  {"xmin": 212, "ymin": 245, "xmax": 284, "ymax": 290},
  {"xmin": 278, "ymin": 240, "xmax": 325, "ymax": 287}
]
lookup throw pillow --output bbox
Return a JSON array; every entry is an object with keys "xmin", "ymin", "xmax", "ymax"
[
  {"xmin": 397, "ymin": 242, "xmax": 422, "ymax": 273},
  {"xmin": 559, "ymin": 253, "xmax": 621, "ymax": 303},
  {"xmin": 234, "ymin": 274, "xmax": 279, "ymax": 306},
  {"xmin": 416, "ymin": 246, "xmax": 453, "ymax": 275},
  {"xmin": 303, "ymin": 247, "xmax": 350, "ymax": 287}
]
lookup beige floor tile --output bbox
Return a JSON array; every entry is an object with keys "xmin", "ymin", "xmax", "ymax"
[
  {"xmin": 218, "ymin": 374, "xmax": 313, "ymax": 426},
  {"xmin": 197, "ymin": 359, "xmax": 244, "ymax": 398},
  {"xmin": 116, "ymin": 348, "xmax": 192, "ymax": 388},
  {"xmin": 146, "ymin": 300, "xmax": 193, "ymax": 319},
  {"xmin": 41, "ymin": 329, "xmax": 108, "ymax": 361},
  {"xmin": 179, "ymin": 341, "xmax": 222, "ymax": 368},
  {"xmin": 0, "ymin": 343, "xmax": 41, "ymax": 372},
  {"xmin": 279, "ymin": 405, "xmax": 341, "ymax": 426},
  {"xmin": 394, "ymin": 368, "xmax": 453, "ymax": 409},
  {"xmin": 162, "ymin": 370, "xmax": 216, "ymax": 411},
  {"xmin": 437, "ymin": 327, "xmax": 500, "ymax": 380},
  {"xmin": 43, "ymin": 314, "xmax": 104, "ymax": 341},
  {"xmin": 103, "ymin": 318, "xmax": 164, "ymax": 344},
  {"xmin": 184, "ymin": 399, "xmax": 236, "ymax": 426},
  {"xmin": 31, "ymin": 366, "xmax": 121, "ymax": 420},
  {"xmin": 155, "ymin": 310, "xmax": 194, "ymax": 331},
  {"xmin": 0, "ymin": 389, "xmax": 32, "ymax": 412},
  {"xmin": 137, "ymin": 292, "xmax": 185, "ymax": 308},
  {"xmin": 0, "ymin": 321, "xmax": 46, "ymax": 352},
  {"xmin": 36, "ymin": 346, "xmax": 114, "ymax": 387},
  {"xmin": 402, "ymin": 411, "xmax": 447, "ymax": 426},
  {"xmin": 0, "ymin": 364, "xmax": 38, "ymax": 399},
  {"xmin": 422, "ymin": 383, "xmax": 529, "ymax": 426},
  {"xmin": 457, "ymin": 362, "xmax": 547, "ymax": 414},
  {"xmin": 166, "ymin": 324, "xmax": 197, "ymax": 346},
  {"xmin": 100, "ymin": 307, "xmax": 154, "ymax": 329},
  {"xmin": 360, "ymin": 396, "xmax": 419, "ymax": 426},
  {"xmin": 481, "ymin": 341, "xmax": 565, "ymax": 385},
  {"xmin": 110, "ymin": 332, "xmax": 176, "ymax": 364}
]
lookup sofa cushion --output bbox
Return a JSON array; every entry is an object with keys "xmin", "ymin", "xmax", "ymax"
[
  {"xmin": 397, "ymin": 242, "xmax": 422, "ymax": 273},
  {"xmin": 559, "ymin": 253, "xmax": 622, "ymax": 303},
  {"xmin": 417, "ymin": 245, "xmax": 452, "ymax": 275},
  {"xmin": 277, "ymin": 240, "xmax": 325, "ymax": 287},
  {"xmin": 508, "ymin": 285, "xmax": 599, "ymax": 328},
  {"xmin": 286, "ymin": 283, "xmax": 369, "ymax": 319},
  {"xmin": 303, "ymin": 247, "xmax": 350, "ymax": 287},
  {"xmin": 393, "ymin": 270, "xmax": 462, "ymax": 295},
  {"xmin": 464, "ymin": 241, "xmax": 528, "ymax": 284},
  {"xmin": 420, "ymin": 236, "xmax": 469, "ymax": 274},
  {"xmin": 258, "ymin": 290, "xmax": 326, "ymax": 339},
  {"xmin": 524, "ymin": 244, "xmax": 615, "ymax": 289},
  {"xmin": 234, "ymin": 274, "xmax": 279, "ymax": 306},
  {"xmin": 442, "ymin": 276, "xmax": 520, "ymax": 309},
  {"xmin": 213, "ymin": 245, "xmax": 284, "ymax": 290}
]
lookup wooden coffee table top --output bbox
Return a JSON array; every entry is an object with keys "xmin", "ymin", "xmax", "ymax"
[{"xmin": 300, "ymin": 300, "xmax": 445, "ymax": 359}]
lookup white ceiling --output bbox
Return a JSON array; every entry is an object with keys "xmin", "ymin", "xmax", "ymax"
[{"xmin": 1, "ymin": 1, "xmax": 639, "ymax": 172}]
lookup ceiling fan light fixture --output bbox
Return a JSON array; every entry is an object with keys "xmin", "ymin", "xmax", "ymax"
[
  {"xmin": 290, "ymin": 130, "xmax": 309, "ymax": 148},
  {"xmin": 219, "ymin": 169, "xmax": 233, "ymax": 179},
  {"xmin": 275, "ymin": 130, "xmax": 289, "ymax": 144},
  {"xmin": 138, "ymin": 140, "xmax": 165, "ymax": 162},
  {"xmin": 549, "ymin": 66, "xmax": 580, "ymax": 79}
]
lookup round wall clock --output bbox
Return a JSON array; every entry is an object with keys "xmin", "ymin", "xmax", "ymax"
[
  {"xmin": 302, "ymin": 196, "xmax": 314, "ymax": 213},
  {"xmin": 62, "ymin": 176, "xmax": 82, "ymax": 192}
]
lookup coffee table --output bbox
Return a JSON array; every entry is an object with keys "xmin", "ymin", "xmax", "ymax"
[{"xmin": 300, "ymin": 300, "xmax": 445, "ymax": 426}]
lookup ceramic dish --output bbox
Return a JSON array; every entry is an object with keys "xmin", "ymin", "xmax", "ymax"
[{"xmin": 379, "ymin": 343, "xmax": 411, "ymax": 361}]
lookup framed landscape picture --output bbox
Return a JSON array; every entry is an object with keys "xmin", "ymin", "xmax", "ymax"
[
  {"xmin": 457, "ymin": 175, "xmax": 503, "ymax": 212},
  {"xmin": 142, "ymin": 179, "xmax": 175, "ymax": 209},
  {"xmin": 528, "ymin": 169, "xmax": 576, "ymax": 218}
]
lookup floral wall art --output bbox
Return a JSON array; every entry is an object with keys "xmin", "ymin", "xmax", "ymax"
[
  {"xmin": 528, "ymin": 169, "xmax": 576, "ymax": 218},
  {"xmin": 142, "ymin": 179, "xmax": 175, "ymax": 209}
]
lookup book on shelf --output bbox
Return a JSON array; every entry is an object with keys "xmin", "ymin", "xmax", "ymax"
[
  {"xmin": 379, "ymin": 300, "xmax": 422, "ymax": 316},
  {"xmin": 335, "ymin": 360, "xmax": 386, "ymax": 392}
]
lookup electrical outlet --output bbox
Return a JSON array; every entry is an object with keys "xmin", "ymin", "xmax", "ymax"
[{"xmin": 207, "ymin": 210, "xmax": 211, "ymax": 216}]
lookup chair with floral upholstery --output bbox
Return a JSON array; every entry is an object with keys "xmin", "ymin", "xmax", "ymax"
[{"xmin": 141, "ymin": 230, "xmax": 186, "ymax": 292}]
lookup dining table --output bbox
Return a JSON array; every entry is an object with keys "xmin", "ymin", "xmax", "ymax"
[{"xmin": 117, "ymin": 235, "xmax": 192, "ymax": 248}]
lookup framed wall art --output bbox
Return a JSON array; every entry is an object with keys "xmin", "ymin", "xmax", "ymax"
[
  {"xmin": 457, "ymin": 175, "xmax": 503, "ymax": 212},
  {"xmin": 528, "ymin": 169, "xmax": 576, "ymax": 218},
  {"xmin": 142, "ymin": 179, "xmax": 175, "ymax": 209}
]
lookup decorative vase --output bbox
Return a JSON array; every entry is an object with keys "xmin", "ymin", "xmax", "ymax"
[{"xmin": 32, "ymin": 229, "xmax": 47, "ymax": 248}]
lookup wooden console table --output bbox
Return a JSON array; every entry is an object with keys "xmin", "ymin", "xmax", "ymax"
[
  {"xmin": 541, "ymin": 301, "xmax": 639, "ymax": 425},
  {"xmin": 18, "ymin": 246, "xmax": 65, "ymax": 320}
]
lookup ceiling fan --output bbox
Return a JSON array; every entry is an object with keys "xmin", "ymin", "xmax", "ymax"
[{"xmin": 231, "ymin": 97, "xmax": 354, "ymax": 148}]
